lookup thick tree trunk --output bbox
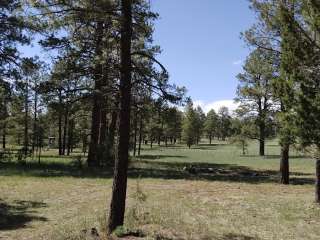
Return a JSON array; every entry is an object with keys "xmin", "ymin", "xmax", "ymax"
[
  {"xmin": 316, "ymin": 146, "xmax": 320, "ymax": 203},
  {"xmin": 316, "ymin": 157, "xmax": 320, "ymax": 203},
  {"xmin": 280, "ymin": 143, "xmax": 290, "ymax": 184},
  {"xmin": 209, "ymin": 135, "xmax": 212, "ymax": 145},
  {"xmin": 107, "ymin": 0, "xmax": 132, "ymax": 233}
]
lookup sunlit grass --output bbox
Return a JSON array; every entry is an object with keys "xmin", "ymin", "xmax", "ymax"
[{"xmin": 0, "ymin": 140, "xmax": 319, "ymax": 239}]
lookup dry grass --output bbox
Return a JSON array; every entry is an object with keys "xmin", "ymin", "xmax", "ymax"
[{"xmin": 1, "ymin": 140, "xmax": 319, "ymax": 239}]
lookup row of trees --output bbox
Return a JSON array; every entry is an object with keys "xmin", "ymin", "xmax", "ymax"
[
  {"xmin": 236, "ymin": 0, "xmax": 320, "ymax": 201},
  {"xmin": 0, "ymin": 0, "xmax": 187, "ymax": 233},
  {"xmin": 182, "ymin": 101, "xmax": 237, "ymax": 147}
]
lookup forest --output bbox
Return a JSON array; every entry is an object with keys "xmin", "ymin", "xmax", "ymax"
[{"xmin": 1, "ymin": 0, "xmax": 320, "ymax": 239}]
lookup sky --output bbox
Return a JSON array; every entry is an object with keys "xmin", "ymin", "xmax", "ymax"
[
  {"xmin": 151, "ymin": 0, "xmax": 256, "ymax": 113},
  {"xmin": 20, "ymin": 0, "xmax": 256, "ymax": 114}
]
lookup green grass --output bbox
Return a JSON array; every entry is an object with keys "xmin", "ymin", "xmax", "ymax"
[{"xmin": 0, "ymin": 140, "xmax": 319, "ymax": 239}]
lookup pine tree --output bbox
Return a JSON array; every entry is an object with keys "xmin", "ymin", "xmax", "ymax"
[
  {"xmin": 182, "ymin": 100, "xmax": 197, "ymax": 148},
  {"xmin": 204, "ymin": 109, "xmax": 218, "ymax": 144},
  {"xmin": 236, "ymin": 48, "xmax": 275, "ymax": 156}
]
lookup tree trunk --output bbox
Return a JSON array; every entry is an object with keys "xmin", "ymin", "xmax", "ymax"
[
  {"xmin": 97, "ymin": 104, "xmax": 108, "ymax": 163},
  {"xmin": 32, "ymin": 89, "xmax": 38, "ymax": 154},
  {"xmin": 24, "ymin": 79, "xmax": 29, "ymax": 157},
  {"xmin": 98, "ymin": 59, "xmax": 109, "ymax": 164},
  {"xmin": 87, "ymin": 99, "xmax": 102, "ymax": 166},
  {"xmin": 133, "ymin": 110, "xmax": 138, "ymax": 157},
  {"xmin": 38, "ymin": 144, "xmax": 42, "ymax": 165},
  {"xmin": 316, "ymin": 156, "xmax": 320, "ymax": 203},
  {"xmin": 108, "ymin": 109, "xmax": 118, "ymax": 161},
  {"xmin": 138, "ymin": 117, "xmax": 143, "ymax": 156},
  {"xmin": 242, "ymin": 141, "xmax": 246, "ymax": 155},
  {"xmin": 107, "ymin": 0, "xmax": 132, "ymax": 233},
  {"xmin": 316, "ymin": 146, "xmax": 320, "ymax": 203},
  {"xmin": 87, "ymin": 20, "xmax": 104, "ymax": 168},
  {"xmin": 2, "ymin": 123, "xmax": 6, "ymax": 149},
  {"xmin": 280, "ymin": 143, "xmax": 290, "ymax": 184},
  {"xmin": 62, "ymin": 106, "xmax": 68, "ymax": 155},
  {"xmin": 67, "ymin": 119, "xmax": 74, "ymax": 156},
  {"xmin": 209, "ymin": 135, "xmax": 212, "ymax": 145},
  {"xmin": 58, "ymin": 89, "xmax": 63, "ymax": 156},
  {"xmin": 259, "ymin": 122, "xmax": 265, "ymax": 156}
]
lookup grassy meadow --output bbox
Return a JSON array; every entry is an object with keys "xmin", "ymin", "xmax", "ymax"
[{"xmin": 1, "ymin": 140, "xmax": 320, "ymax": 240}]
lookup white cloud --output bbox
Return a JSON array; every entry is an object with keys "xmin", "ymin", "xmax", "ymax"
[
  {"xmin": 232, "ymin": 60, "xmax": 242, "ymax": 65},
  {"xmin": 193, "ymin": 99, "xmax": 239, "ymax": 114}
]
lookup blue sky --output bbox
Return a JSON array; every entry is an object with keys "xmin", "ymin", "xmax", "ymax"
[
  {"xmin": 20, "ymin": 1, "xmax": 256, "ymax": 113},
  {"xmin": 151, "ymin": 0, "xmax": 256, "ymax": 112}
]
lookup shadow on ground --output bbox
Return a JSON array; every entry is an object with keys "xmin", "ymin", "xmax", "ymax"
[
  {"xmin": 218, "ymin": 233, "xmax": 259, "ymax": 240},
  {"xmin": 130, "ymin": 160, "xmax": 314, "ymax": 185},
  {"xmin": 137, "ymin": 154, "xmax": 185, "ymax": 160},
  {"xmin": 241, "ymin": 154, "xmax": 310, "ymax": 159},
  {"xmin": 0, "ymin": 154, "xmax": 313, "ymax": 185},
  {"xmin": 0, "ymin": 199, "xmax": 47, "ymax": 230}
]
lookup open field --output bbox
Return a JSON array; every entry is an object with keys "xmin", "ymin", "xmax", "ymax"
[{"xmin": 1, "ymin": 140, "xmax": 320, "ymax": 240}]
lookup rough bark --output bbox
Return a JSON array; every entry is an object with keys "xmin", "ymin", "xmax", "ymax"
[
  {"xmin": 280, "ymin": 143, "xmax": 290, "ymax": 184},
  {"xmin": 108, "ymin": 0, "xmax": 132, "ymax": 233}
]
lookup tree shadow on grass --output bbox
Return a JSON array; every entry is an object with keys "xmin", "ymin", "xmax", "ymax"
[
  {"xmin": 137, "ymin": 155, "xmax": 185, "ymax": 160},
  {"xmin": 0, "ymin": 157, "xmax": 314, "ymax": 185},
  {"xmin": 0, "ymin": 199, "xmax": 47, "ymax": 230},
  {"xmin": 130, "ymin": 160, "xmax": 314, "ymax": 185},
  {"xmin": 240, "ymin": 154, "xmax": 310, "ymax": 159},
  {"xmin": 0, "ymin": 161, "xmax": 113, "ymax": 178},
  {"xmin": 218, "ymin": 233, "xmax": 260, "ymax": 240}
]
